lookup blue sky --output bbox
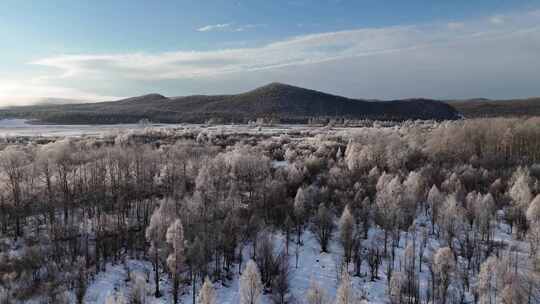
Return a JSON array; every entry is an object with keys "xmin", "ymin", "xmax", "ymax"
[{"xmin": 1, "ymin": 0, "xmax": 540, "ymax": 105}]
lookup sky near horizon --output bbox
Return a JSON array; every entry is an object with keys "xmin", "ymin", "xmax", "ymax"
[{"xmin": 1, "ymin": 0, "xmax": 540, "ymax": 105}]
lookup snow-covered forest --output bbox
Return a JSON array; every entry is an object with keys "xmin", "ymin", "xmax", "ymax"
[{"xmin": 1, "ymin": 118, "xmax": 540, "ymax": 304}]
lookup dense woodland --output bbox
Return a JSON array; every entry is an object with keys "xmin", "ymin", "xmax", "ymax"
[
  {"xmin": 1, "ymin": 117, "xmax": 540, "ymax": 303},
  {"xmin": 449, "ymin": 98, "xmax": 540, "ymax": 118}
]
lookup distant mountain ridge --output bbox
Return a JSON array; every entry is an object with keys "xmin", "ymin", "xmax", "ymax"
[
  {"xmin": 447, "ymin": 97, "xmax": 540, "ymax": 118},
  {"xmin": 0, "ymin": 83, "xmax": 460, "ymax": 124}
]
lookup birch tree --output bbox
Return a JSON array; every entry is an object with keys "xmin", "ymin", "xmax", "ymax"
[{"xmin": 240, "ymin": 260, "xmax": 263, "ymax": 304}]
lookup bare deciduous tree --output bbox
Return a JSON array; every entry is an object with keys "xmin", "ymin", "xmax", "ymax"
[{"xmin": 311, "ymin": 203, "xmax": 334, "ymax": 253}]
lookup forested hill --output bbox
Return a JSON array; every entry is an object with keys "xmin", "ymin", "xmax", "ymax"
[
  {"xmin": 0, "ymin": 83, "xmax": 460, "ymax": 124},
  {"xmin": 447, "ymin": 97, "xmax": 540, "ymax": 118}
]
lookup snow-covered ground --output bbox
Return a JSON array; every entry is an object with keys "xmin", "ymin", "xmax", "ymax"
[
  {"xmin": 81, "ymin": 212, "xmax": 530, "ymax": 304},
  {"xmin": 3, "ymin": 201, "xmax": 527, "ymax": 304},
  {"xmin": 0, "ymin": 119, "xmax": 181, "ymax": 138},
  {"xmin": 84, "ymin": 229, "xmax": 381, "ymax": 304}
]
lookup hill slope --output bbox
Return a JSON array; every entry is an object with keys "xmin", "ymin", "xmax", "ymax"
[
  {"xmin": 0, "ymin": 83, "xmax": 460, "ymax": 124},
  {"xmin": 448, "ymin": 98, "xmax": 540, "ymax": 118}
]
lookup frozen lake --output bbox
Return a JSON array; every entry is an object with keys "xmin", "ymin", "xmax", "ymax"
[
  {"xmin": 0, "ymin": 119, "xmax": 322, "ymax": 138},
  {"xmin": 0, "ymin": 119, "xmax": 183, "ymax": 137}
]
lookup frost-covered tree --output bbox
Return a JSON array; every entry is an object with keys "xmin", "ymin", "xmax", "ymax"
[
  {"xmin": 427, "ymin": 185, "xmax": 444, "ymax": 234},
  {"xmin": 255, "ymin": 232, "xmax": 277, "ymax": 287},
  {"xmin": 197, "ymin": 277, "xmax": 216, "ymax": 304},
  {"xmin": 465, "ymin": 191, "xmax": 495, "ymax": 241},
  {"xmin": 376, "ymin": 174, "xmax": 405, "ymax": 255},
  {"xmin": 402, "ymin": 241, "xmax": 420, "ymax": 302},
  {"xmin": 166, "ymin": 218, "xmax": 185, "ymax": 304},
  {"xmin": 388, "ymin": 271, "xmax": 405, "ymax": 304},
  {"xmin": 145, "ymin": 199, "xmax": 177, "ymax": 297},
  {"xmin": 508, "ymin": 166, "xmax": 533, "ymax": 232},
  {"xmin": 477, "ymin": 251, "xmax": 539, "ymax": 304},
  {"xmin": 526, "ymin": 194, "xmax": 540, "ymax": 224},
  {"xmin": 353, "ymin": 195, "xmax": 372, "ymax": 241},
  {"xmin": 499, "ymin": 283, "xmax": 527, "ymax": 304},
  {"xmin": 162, "ymin": 142, "xmax": 193, "ymax": 198},
  {"xmin": 105, "ymin": 292, "xmax": 128, "ymax": 304},
  {"xmin": 306, "ymin": 280, "xmax": 328, "ymax": 304},
  {"xmin": 228, "ymin": 146, "xmax": 271, "ymax": 205},
  {"xmin": 478, "ymin": 193, "xmax": 496, "ymax": 240},
  {"xmin": 35, "ymin": 144, "xmax": 57, "ymax": 224},
  {"xmin": 339, "ymin": 205, "xmax": 355, "ymax": 265},
  {"xmin": 4, "ymin": 117, "xmax": 540, "ymax": 304},
  {"xmin": 527, "ymin": 223, "xmax": 540, "ymax": 259},
  {"xmin": 130, "ymin": 273, "xmax": 147, "ymax": 304},
  {"xmin": 344, "ymin": 142, "xmax": 362, "ymax": 172},
  {"xmin": 385, "ymin": 133, "xmax": 412, "ymax": 171},
  {"xmin": 367, "ymin": 165, "xmax": 380, "ymax": 179},
  {"xmin": 195, "ymin": 153, "xmax": 231, "ymax": 208},
  {"xmin": 334, "ymin": 270, "xmax": 359, "ymax": 304},
  {"xmin": 0, "ymin": 146, "xmax": 31, "ymax": 239},
  {"xmin": 222, "ymin": 211, "xmax": 240, "ymax": 271},
  {"xmin": 286, "ymin": 163, "xmax": 305, "ymax": 188},
  {"xmin": 478, "ymin": 256, "xmax": 498, "ymax": 304},
  {"xmin": 187, "ymin": 236, "xmax": 206, "ymax": 304},
  {"xmin": 47, "ymin": 140, "xmax": 77, "ymax": 221},
  {"xmin": 403, "ymin": 170, "xmax": 426, "ymax": 209},
  {"xmin": 526, "ymin": 195, "xmax": 540, "ymax": 258},
  {"xmin": 438, "ymin": 194, "xmax": 464, "ymax": 250},
  {"xmin": 284, "ymin": 215, "xmax": 294, "ymax": 255},
  {"xmin": 441, "ymin": 173, "xmax": 465, "ymax": 201},
  {"xmin": 509, "ymin": 166, "xmax": 533, "ymax": 210},
  {"xmin": 284, "ymin": 148, "xmax": 298, "ymax": 162},
  {"xmin": 311, "ymin": 203, "xmax": 334, "ymax": 253},
  {"xmin": 433, "ymin": 247, "xmax": 455, "ymax": 304},
  {"xmin": 294, "ymin": 187, "xmax": 307, "ymax": 244},
  {"xmin": 240, "ymin": 260, "xmax": 263, "ymax": 304}
]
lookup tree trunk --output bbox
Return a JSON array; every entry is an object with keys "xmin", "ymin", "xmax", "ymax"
[{"xmin": 154, "ymin": 250, "xmax": 161, "ymax": 298}]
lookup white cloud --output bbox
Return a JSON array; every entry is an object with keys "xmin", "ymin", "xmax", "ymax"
[
  {"xmin": 7, "ymin": 8, "xmax": 540, "ymax": 104},
  {"xmin": 34, "ymin": 17, "xmax": 539, "ymax": 81},
  {"xmin": 28, "ymin": 26, "xmax": 446, "ymax": 80},
  {"xmin": 490, "ymin": 15, "xmax": 505, "ymax": 25},
  {"xmin": 196, "ymin": 23, "xmax": 232, "ymax": 32},
  {"xmin": 233, "ymin": 24, "xmax": 266, "ymax": 32},
  {"xmin": 196, "ymin": 23, "xmax": 264, "ymax": 32}
]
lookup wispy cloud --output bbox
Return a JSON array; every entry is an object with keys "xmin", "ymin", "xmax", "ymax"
[
  {"xmin": 196, "ymin": 23, "xmax": 232, "ymax": 32},
  {"xmin": 34, "ymin": 13, "xmax": 540, "ymax": 80},
  {"xmin": 490, "ymin": 15, "xmax": 505, "ymax": 25},
  {"xmin": 196, "ymin": 23, "xmax": 265, "ymax": 32},
  {"xmin": 5, "ymin": 9, "xmax": 540, "ymax": 104},
  {"xmin": 233, "ymin": 24, "xmax": 266, "ymax": 32}
]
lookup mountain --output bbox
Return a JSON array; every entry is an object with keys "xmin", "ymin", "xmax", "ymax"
[
  {"xmin": 0, "ymin": 83, "xmax": 460, "ymax": 124},
  {"xmin": 447, "ymin": 97, "xmax": 540, "ymax": 118}
]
